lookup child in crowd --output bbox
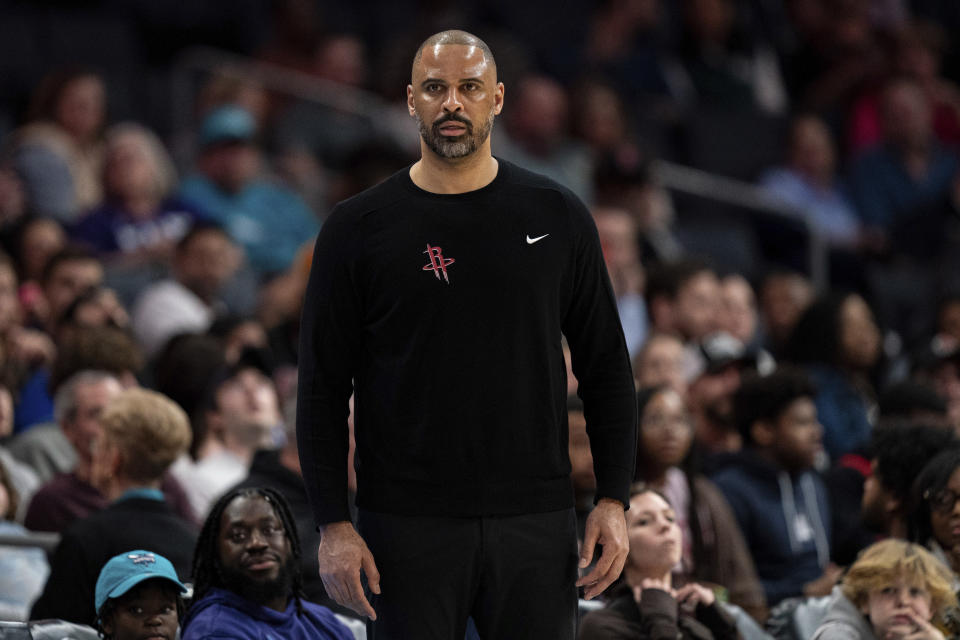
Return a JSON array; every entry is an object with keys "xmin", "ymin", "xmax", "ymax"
[
  {"xmin": 812, "ymin": 539, "xmax": 955, "ymax": 640},
  {"xmin": 94, "ymin": 550, "xmax": 187, "ymax": 640}
]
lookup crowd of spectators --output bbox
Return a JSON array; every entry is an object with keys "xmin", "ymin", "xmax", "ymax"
[{"xmin": 2, "ymin": 1, "xmax": 960, "ymax": 638}]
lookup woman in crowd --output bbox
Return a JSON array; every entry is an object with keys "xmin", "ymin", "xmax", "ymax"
[
  {"xmin": 911, "ymin": 448, "xmax": 960, "ymax": 581},
  {"xmin": 8, "ymin": 68, "xmax": 106, "ymax": 222},
  {"xmin": 70, "ymin": 122, "xmax": 207, "ymax": 306},
  {"xmin": 634, "ymin": 385, "xmax": 766, "ymax": 621},
  {"xmin": 811, "ymin": 539, "xmax": 955, "ymax": 640},
  {"xmin": 784, "ymin": 292, "xmax": 881, "ymax": 460},
  {"xmin": 578, "ymin": 486, "xmax": 741, "ymax": 640}
]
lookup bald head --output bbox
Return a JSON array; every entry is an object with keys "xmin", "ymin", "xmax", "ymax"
[{"xmin": 412, "ymin": 30, "xmax": 497, "ymax": 82}]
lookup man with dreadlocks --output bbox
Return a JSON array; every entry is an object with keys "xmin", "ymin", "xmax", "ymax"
[{"xmin": 181, "ymin": 487, "xmax": 353, "ymax": 640}]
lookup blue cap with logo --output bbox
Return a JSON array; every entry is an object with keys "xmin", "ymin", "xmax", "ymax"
[
  {"xmin": 198, "ymin": 104, "xmax": 256, "ymax": 148},
  {"xmin": 95, "ymin": 550, "xmax": 187, "ymax": 616}
]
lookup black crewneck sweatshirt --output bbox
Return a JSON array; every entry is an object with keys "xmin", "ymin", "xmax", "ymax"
[{"xmin": 297, "ymin": 159, "xmax": 637, "ymax": 526}]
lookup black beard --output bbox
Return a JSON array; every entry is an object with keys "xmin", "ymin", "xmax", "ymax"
[
  {"xmin": 219, "ymin": 556, "xmax": 295, "ymax": 607},
  {"xmin": 417, "ymin": 111, "xmax": 494, "ymax": 159}
]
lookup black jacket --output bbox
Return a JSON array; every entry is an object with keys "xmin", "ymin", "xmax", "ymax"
[{"xmin": 30, "ymin": 497, "xmax": 197, "ymax": 626}]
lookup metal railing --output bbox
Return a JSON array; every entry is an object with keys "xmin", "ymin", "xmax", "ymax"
[{"xmin": 170, "ymin": 47, "xmax": 828, "ymax": 289}]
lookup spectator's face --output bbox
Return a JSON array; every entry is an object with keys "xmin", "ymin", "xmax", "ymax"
[
  {"xmin": 761, "ymin": 274, "xmax": 813, "ymax": 344},
  {"xmin": 636, "ymin": 335, "xmax": 687, "ymax": 396},
  {"xmin": 407, "ymin": 44, "xmax": 503, "ymax": 159},
  {"xmin": 929, "ymin": 467, "xmax": 960, "ymax": 553},
  {"xmin": 73, "ymin": 288, "xmax": 129, "ymax": 330},
  {"xmin": 215, "ymin": 368, "xmax": 280, "ymax": 430},
  {"xmin": 789, "ymin": 117, "xmax": 835, "ymax": 182},
  {"xmin": 55, "ymin": 75, "xmax": 105, "ymax": 143},
  {"xmin": 508, "ymin": 78, "xmax": 568, "ymax": 147},
  {"xmin": 0, "ymin": 264, "xmax": 20, "ymax": 334},
  {"xmin": 840, "ymin": 295, "xmax": 880, "ymax": 370},
  {"xmin": 771, "ymin": 397, "xmax": 822, "ymax": 471},
  {"xmin": 594, "ymin": 209, "xmax": 639, "ymax": 273},
  {"xmin": 718, "ymin": 276, "xmax": 757, "ymax": 345},
  {"xmin": 45, "ymin": 258, "xmax": 104, "ymax": 321},
  {"xmin": 882, "ymin": 82, "xmax": 932, "ymax": 150},
  {"xmin": 218, "ymin": 495, "xmax": 293, "ymax": 604},
  {"xmin": 575, "ymin": 84, "xmax": 626, "ymax": 152},
  {"xmin": 675, "ymin": 272, "xmax": 720, "ymax": 341},
  {"xmin": 176, "ymin": 231, "xmax": 238, "ymax": 301},
  {"xmin": 202, "ymin": 143, "xmax": 260, "ymax": 193},
  {"xmin": 20, "ymin": 219, "xmax": 65, "ymax": 282},
  {"xmin": 627, "ymin": 491, "xmax": 682, "ymax": 574},
  {"xmin": 316, "ymin": 35, "xmax": 368, "ymax": 87},
  {"xmin": 860, "ymin": 576, "xmax": 933, "ymax": 640},
  {"xmin": 63, "ymin": 378, "xmax": 122, "ymax": 466},
  {"xmin": 640, "ymin": 388, "xmax": 693, "ymax": 470},
  {"xmin": 101, "ymin": 580, "xmax": 180, "ymax": 640},
  {"xmin": 104, "ymin": 133, "xmax": 159, "ymax": 201}
]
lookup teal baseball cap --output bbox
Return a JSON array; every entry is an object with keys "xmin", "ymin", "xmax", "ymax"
[
  {"xmin": 95, "ymin": 550, "xmax": 187, "ymax": 616},
  {"xmin": 198, "ymin": 105, "xmax": 256, "ymax": 148}
]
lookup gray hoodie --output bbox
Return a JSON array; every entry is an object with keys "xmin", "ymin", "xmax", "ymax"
[{"xmin": 810, "ymin": 586, "xmax": 876, "ymax": 640}]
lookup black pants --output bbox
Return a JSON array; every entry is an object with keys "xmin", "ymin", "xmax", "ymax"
[{"xmin": 358, "ymin": 508, "xmax": 579, "ymax": 640}]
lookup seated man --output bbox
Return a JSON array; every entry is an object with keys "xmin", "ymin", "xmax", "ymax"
[
  {"xmin": 31, "ymin": 389, "xmax": 196, "ymax": 626},
  {"xmin": 710, "ymin": 367, "xmax": 839, "ymax": 606},
  {"xmin": 181, "ymin": 487, "xmax": 353, "ymax": 640}
]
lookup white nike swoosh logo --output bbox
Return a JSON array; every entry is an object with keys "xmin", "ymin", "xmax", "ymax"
[{"xmin": 526, "ymin": 234, "xmax": 549, "ymax": 244}]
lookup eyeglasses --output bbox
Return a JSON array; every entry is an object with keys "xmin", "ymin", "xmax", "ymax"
[{"xmin": 925, "ymin": 488, "xmax": 960, "ymax": 514}]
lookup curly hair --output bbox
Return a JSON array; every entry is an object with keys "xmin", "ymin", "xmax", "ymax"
[
  {"xmin": 99, "ymin": 389, "xmax": 191, "ymax": 483},
  {"xmin": 842, "ymin": 539, "xmax": 957, "ymax": 623},
  {"xmin": 184, "ymin": 487, "xmax": 306, "ymax": 631}
]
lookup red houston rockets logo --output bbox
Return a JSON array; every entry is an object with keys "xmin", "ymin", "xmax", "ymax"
[{"xmin": 422, "ymin": 243, "xmax": 455, "ymax": 284}]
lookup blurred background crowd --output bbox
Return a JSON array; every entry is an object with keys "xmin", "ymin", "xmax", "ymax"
[{"xmin": 3, "ymin": 0, "xmax": 960, "ymax": 637}]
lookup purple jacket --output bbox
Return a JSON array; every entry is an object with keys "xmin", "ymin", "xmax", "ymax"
[{"xmin": 182, "ymin": 588, "xmax": 353, "ymax": 640}]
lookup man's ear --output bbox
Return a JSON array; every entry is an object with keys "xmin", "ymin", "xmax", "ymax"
[
  {"xmin": 494, "ymin": 82, "xmax": 504, "ymax": 115},
  {"xmin": 407, "ymin": 85, "xmax": 416, "ymax": 117},
  {"xmin": 751, "ymin": 419, "xmax": 775, "ymax": 448}
]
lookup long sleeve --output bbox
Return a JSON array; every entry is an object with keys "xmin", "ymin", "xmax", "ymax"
[
  {"xmin": 296, "ymin": 208, "xmax": 363, "ymax": 527},
  {"xmin": 562, "ymin": 200, "xmax": 637, "ymax": 507},
  {"xmin": 637, "ymin": 588, "xmax": 681, "ymax": 640}
]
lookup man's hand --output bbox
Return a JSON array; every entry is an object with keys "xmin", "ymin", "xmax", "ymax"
[
  {"xmin": 317, "ymin": 521, "xmax": 381, "ymax": 619},
  {"xmin": 576, "ymin": 498, "xmax": 629, "ymax": 599}
]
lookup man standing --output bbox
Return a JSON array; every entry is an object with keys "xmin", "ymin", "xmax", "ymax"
[{"xmin": 297, "ymin": 30, "xmax": 637, "ymax": 638}]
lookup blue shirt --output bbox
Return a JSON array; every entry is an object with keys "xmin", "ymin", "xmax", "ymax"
[
  {"xmin": 182, "ymin": 588, "xmax": 353, "ymax": 640},
  {"xmin": 179, "ymin": 176, "xmax": 319, "ymax": 276},
  {"xmin": 847, "ymin": 143, "xmax": 958, "ymax": 230},
  {"xmin": 71, "ymin": 198, "xmax": 207, "ymax": 255},
  {"xmin": 759, "ymin": 168, "xmax": 860, "ymax": 245}
]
